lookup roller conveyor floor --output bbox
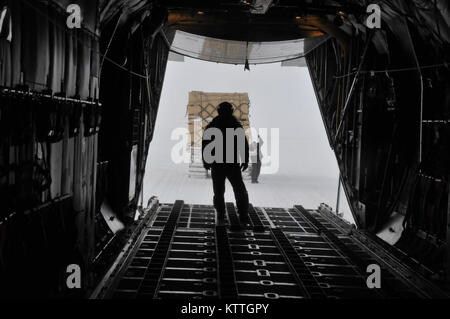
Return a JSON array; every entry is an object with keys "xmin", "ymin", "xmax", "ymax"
[{"xmin": 91, "ymin": 200, "xmax": 447, "ymax": 299}]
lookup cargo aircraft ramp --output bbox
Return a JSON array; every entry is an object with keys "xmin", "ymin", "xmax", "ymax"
[{"xmin": 91, "ymin": 200, "xmax": 447, "ymax": 299}]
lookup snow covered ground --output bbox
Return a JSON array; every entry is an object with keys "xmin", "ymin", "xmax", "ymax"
[
  {"xmin": 143, "ymin": 165, "xmax": 349, "ymax": 218},
  {"xmin": 142, "ymin": 58, "xmax": 354, "ymax": 224}
]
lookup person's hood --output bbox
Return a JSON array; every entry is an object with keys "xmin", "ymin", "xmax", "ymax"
[{"xmin": 209, "ymin": 115, "xmax": 241, "ymax": 128}]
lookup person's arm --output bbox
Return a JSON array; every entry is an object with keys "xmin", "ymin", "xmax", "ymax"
[
  {"xmin": 202, "ymin": 124, "xmax": 212, "ymax": 170},
  {"xmin": 244, "ymin": 134, "xmax": 249, "ymax": 165},
  {"xmin": 240, "ymin": 125, "xmax": 249, "ymax": 171}
]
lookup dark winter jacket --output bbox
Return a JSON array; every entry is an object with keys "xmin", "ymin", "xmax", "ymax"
[{"xmin": 202, "ymin": 114, "xmax": 249, "ymax": 168}]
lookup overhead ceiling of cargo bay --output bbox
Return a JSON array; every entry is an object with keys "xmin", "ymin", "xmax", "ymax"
[{"xmin": 164, "ymin": 29, "xmax": 329, "ymax": 64}]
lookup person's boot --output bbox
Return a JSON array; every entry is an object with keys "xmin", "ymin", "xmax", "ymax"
[
  {"xmin": 239, "ymin": 212, "xmax": 250, "ymax": 223},
  {"xmin": 217, "ymin": 211, "xmax": 226, "ymax": 225}
]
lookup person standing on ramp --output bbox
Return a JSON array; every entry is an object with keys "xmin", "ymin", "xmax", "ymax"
[
  {"xmin": 202, "ymin": 102, "xmax": 250, "ymax": 223},
  {"xmin": 250, "ymin": 135, "xmax": 263, "ymax": 183}
]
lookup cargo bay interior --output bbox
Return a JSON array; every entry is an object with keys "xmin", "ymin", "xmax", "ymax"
[{"xmin": 0, "ymin": 0, "xmax": 450, "ymax": 299}]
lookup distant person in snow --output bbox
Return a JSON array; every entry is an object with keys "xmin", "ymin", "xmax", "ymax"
[
  {"xmin": 202, "ymin": 102, "xmax": 249, "ymax": 223},
  {"xmin": 250, "ymin": 135, "xmax": 263, "ymax": 183}
]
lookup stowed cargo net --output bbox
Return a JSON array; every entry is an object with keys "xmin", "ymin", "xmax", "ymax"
[{"xmin": 186, "ymin": 91, "xmax": 251, "ymax": 178}]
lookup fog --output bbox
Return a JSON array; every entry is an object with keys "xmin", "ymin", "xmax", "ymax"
[{"xmin": 143, "ymin": 57, "xmax": 353, "ymax": 224}]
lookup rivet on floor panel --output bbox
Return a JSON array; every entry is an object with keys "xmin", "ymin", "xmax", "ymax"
[
  {"xmin": 253, "ymin": 260, "xmax": 266, "ymax": 266},
  {"xmin": 256, "ymin": 269, "xmax": 270, "ymax": 277},
  {"xmin": 202, "ymin": 290, "xmax": 217, "ymax": 297},
  {"xmin": 203, "ymin": 278, "xmax": 217, "ymax": 284},
  {"xmin": 260, "ymin": 280, "xmax": 274, "ymax": 286}
]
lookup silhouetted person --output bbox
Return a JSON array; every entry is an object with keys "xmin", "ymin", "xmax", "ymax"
[
  {"xmin": 202, "ymin": 102, "xmax": 249, "ymax": 223},
  {"xmin": 250, "ymin": 135, "xmax": 263, "ymax": 183}
]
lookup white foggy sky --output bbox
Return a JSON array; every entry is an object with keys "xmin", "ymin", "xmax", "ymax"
[{"xmin": 144, "ymin": 57, "xmax": 353, "ymax": 222}]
